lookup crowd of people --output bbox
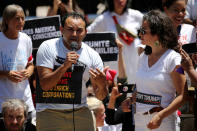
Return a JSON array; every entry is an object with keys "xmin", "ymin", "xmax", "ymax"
[{"xmin": 0, "ymin": 0, "xmax": 197, "ymax": 131}]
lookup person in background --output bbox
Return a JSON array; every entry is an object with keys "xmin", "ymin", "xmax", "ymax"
[
  {"xmin": 0, "ymin": 4, "xmax": 35, "ymax": 122},
  {"xmin": 87, "ymin": 0, "xmax": 144, "ymax": 84},
  {"xmin": 133, "ymin": 10, "xmax": 186, "ymax": 130},
  {"xmin": 163, "ymin": 0, "xmax": 196, "ymax": 45},
  {"xmin": 184, "ymin": 0, "xmax": 197, "ymax": 27},
  {"xmin": 130, "ymin": 0, "xmax": 163, "ymax": 13},
  {"xmin": 87, "ymin": 96, "xmax": 106, "ymax": 131},
  {"xmin": 0, "ymin": 99, "xmax": 36, "ymax": 131},
  {"xmin": 47, "ymin": 0, "xmax": 86, "ymax": 19},
  {"xmin": 87, "ymin": 1, "xmax": 143, "ymax": 129},
  {"xmin": 180, "ymin": 49, "xmax": 197, "ymax": 86},
  {"xmin": 104, "ymin": 39, "xmax": 135, "ymax": 131},
  {"xmin": 36, "ymin": 12, "xmax": 107, "ymax": 131}
]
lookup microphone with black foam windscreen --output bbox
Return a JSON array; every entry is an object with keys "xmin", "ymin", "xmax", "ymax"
[{"xmin": 70, "ymin": 41, "xmax": 78, "ymax": 72}]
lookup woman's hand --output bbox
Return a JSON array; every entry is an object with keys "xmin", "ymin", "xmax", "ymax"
[
  {"xmin": 180, "ymin": 49, "xmax": 193, "ymax": 71},
  {"xmin": 7, "ymin": 70, "xmax": 24, "ymax": 83},
  {"xmin": 116, "ymin": 39, "xmax": 124, "ymax": 52},
  {"xmin": 108, "ymin": 86, "xmax": 121, "ymax": 109},
  {"xmin": 121, "ymin": 97, "xmax": 132, "ymax": 112},
  {"xmin": 53, "ymin": 0, "xmax": 61, "ymax": 11},
  {"xmin": 147, "ymin": 113, "xmax": 163, "ymax": 129},
  {"xmin": 110, "ymin": 86, "xmax": 121, "ymax": 101},
  {"xmin": 18, "ymin": 69, "xmax": 31, "ymax": 80}
]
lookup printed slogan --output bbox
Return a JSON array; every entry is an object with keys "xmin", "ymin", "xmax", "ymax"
[
  {"xmin": 23, "ymin": 15, "xmax": 61, "ymax": 50},
  {"xmin": 83, "ymin": 32, "xmax": 118, "ymax": 62},
  {"xmin": 36, "ymin": 58, "xmax": 86, "ymax": 104}
]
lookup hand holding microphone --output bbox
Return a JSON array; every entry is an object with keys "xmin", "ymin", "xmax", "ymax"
[
  {"xmin": 64, "ymin": 41, "xmax": 79, "ymax": 72},
  {"xmin": 70, "ymin": 41, "xmax": 78, "ymax": 72}
]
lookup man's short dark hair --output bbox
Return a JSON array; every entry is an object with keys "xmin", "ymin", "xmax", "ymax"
[{"xmin": 61, "ymin": 12, "xmax": 87, "ymax": 27}]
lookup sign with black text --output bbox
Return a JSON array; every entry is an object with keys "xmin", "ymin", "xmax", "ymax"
[
  {"xmin": 23, "ymin": 15, "xmax": 61, "ymax": 49},
  {"xmin": 36, "ymin": 57, "xmax": 86, "ymax": 104},
  {"xmin": 83, "ymin": 32, "xmax": 118, "ymax": 62}
]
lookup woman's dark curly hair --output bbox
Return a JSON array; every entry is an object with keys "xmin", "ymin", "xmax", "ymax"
[
  {"xmin": 162, "ymin": 0, "xmax": 184, "ymax": 9},
  {"xmin": 143, "ymin": 10, "xmax": 178, "ymax": 55},
  {"xmin": 106, "ymin": 0, "xmax": 131, "ymax": 13}
]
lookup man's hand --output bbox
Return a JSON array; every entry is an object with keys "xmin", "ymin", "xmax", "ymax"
[
  {"xmin": 89, "ymin": 67, "xmax": 109, "ymax": 100},
  {"xmin": 64, "ymin": 51, "xmax": 79, "ymax": 69},
  {"xmin": 89, "ymin": 68, "xmax": 107, "ymax": 88}
]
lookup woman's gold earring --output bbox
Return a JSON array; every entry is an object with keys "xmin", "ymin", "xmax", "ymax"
[{"xmin": 154, "ymin": 41, "xmax": 159, "ymax": 46}]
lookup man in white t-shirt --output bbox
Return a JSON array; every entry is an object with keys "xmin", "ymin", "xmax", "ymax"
[{"xmin": 36, "ymin": 12, "xmax": 107, "ymax": 131}]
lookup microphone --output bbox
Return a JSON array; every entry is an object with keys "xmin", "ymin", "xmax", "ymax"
[{"xmin": 70, "ymin": 41, "xmax": 78, "ymax": 72}]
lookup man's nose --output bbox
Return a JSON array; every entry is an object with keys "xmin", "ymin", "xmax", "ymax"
[
  {"xmin": 72, "ymin": 31, "xmax": 77, "ymax": 36},
  {"xmin": 12, "ymin": 118, "xmax": 18, "ymax": 124}
]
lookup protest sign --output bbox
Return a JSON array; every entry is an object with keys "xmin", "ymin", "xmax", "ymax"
[
  {"xmin": 23, "ymin": 15, "xmax": 61, "ymax": 64},
  {"xmin": 83, "ymin": 32, "xmax": 118, "ymax": 62},
  {"xmin": 36, "ymin": 60, "xmax": 86, "ymax": 104},
  {"xmin": 23, "ymin": 15, "xmax": 61, "ymax": 49}
]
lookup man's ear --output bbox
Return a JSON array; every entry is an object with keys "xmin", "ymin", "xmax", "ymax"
[
  {"xmin": 85, "ymin": 29, "xmax": 87, "ymax": 35},
  {"xmin": 60, "ymin": 26, "xmax": 63, "ymax": 33},
  {"xmin": 82, "ymin": 29, "xmax": 87, "ymax": 40}
]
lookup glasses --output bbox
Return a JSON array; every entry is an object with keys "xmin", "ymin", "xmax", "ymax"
[
  {"xmin": 138, "ymin": 27, "xmax": 147, "ymax": 35},
  {"xmin": 169, "ymin": 8, "xmax": 186, "ymax": 15},
  {"xmin": 137, "ymin": 27, "xmax": 147, "ymax": 38}
]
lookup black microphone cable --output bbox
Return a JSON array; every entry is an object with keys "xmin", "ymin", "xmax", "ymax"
[{"xmin": 72, "ymin": 92, "xmax": 76, "ymax": 131}]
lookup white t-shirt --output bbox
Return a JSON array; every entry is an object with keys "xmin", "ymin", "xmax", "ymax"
[
  {"xmin": 0, "ymin": 32, "xmax": 35, "ymax": 112},
  {"xmin": 135, "ymin": 49, "xmax": 181, "ymax": 113},
  {"xmin": 185, "ymin": 0, "xmax": 197, "ymax": 20},
  {"xmin": 87, "ymin": 9, "xmax": 144, "ymax": 84},
  {"xmin": 178, "ymin": 24, "xmax": 196, "ymax": 45},
  {"xmin": 36, "ymin": 37, "xmax": 103, "ymax": 111},
  {"xmin": 97, "ymin": 121, "xmax": 122, "ymax": 131}
]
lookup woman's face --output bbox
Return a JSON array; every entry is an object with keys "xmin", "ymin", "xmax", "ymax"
[
  {"xmin": 95, "ymin": 104, "xmax": 106, "ymax": 127},
  {"xmin": 113, "ymin": 0, "xmax": 127, "ymax": 14},
  {"xmin": 7, "ymin": 11, "xmax": 25, "ymax": 32},
  {"xmin": 164, "ymin": 0, "xmax": 186, "ymax": 27},
  {"xmin": 139, "ymin": 20, "xmax": 157, "ymax": 46}
]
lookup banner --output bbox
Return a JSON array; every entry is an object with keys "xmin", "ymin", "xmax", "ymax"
[
  {"xmin": 83, "ymin": 32, "xmax": 118, "ymax": 62},
  {"xmin": 23, "ymin": 15, "xmax": 61, "ymax": 64},
  {"xmin": 23, "ymin": 15, "xmax": 61, "ymax": 49},
  {"xmin": 36, "ymin": 58, "xmax": 86, "ymax": 104}
]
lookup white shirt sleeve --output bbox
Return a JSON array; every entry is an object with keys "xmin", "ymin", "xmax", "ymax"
[
  {"xmin": 190, "ymin": 26, "xmax": 197, "ymax": 43},
  {"xmin": 36, "ymin": 41, "xmax": 54, "ymax": 69},
  {"xmin": 166, "ymin": 52, "xmax": 181, "ymax": 73},
  {"xmin": 91, "ymin": 51, "xmax": 104, "ymax": 71},
  {"xmin": 185, "ymin": 0, "xmax": 192, "ymax": 19},
  {"xmin": 87, "ymin": 14, "xmax": 106, "ymax": 33},
  {"xmin": 27, "ymin": 35, "xmax": 33, "ymax": 63}
]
